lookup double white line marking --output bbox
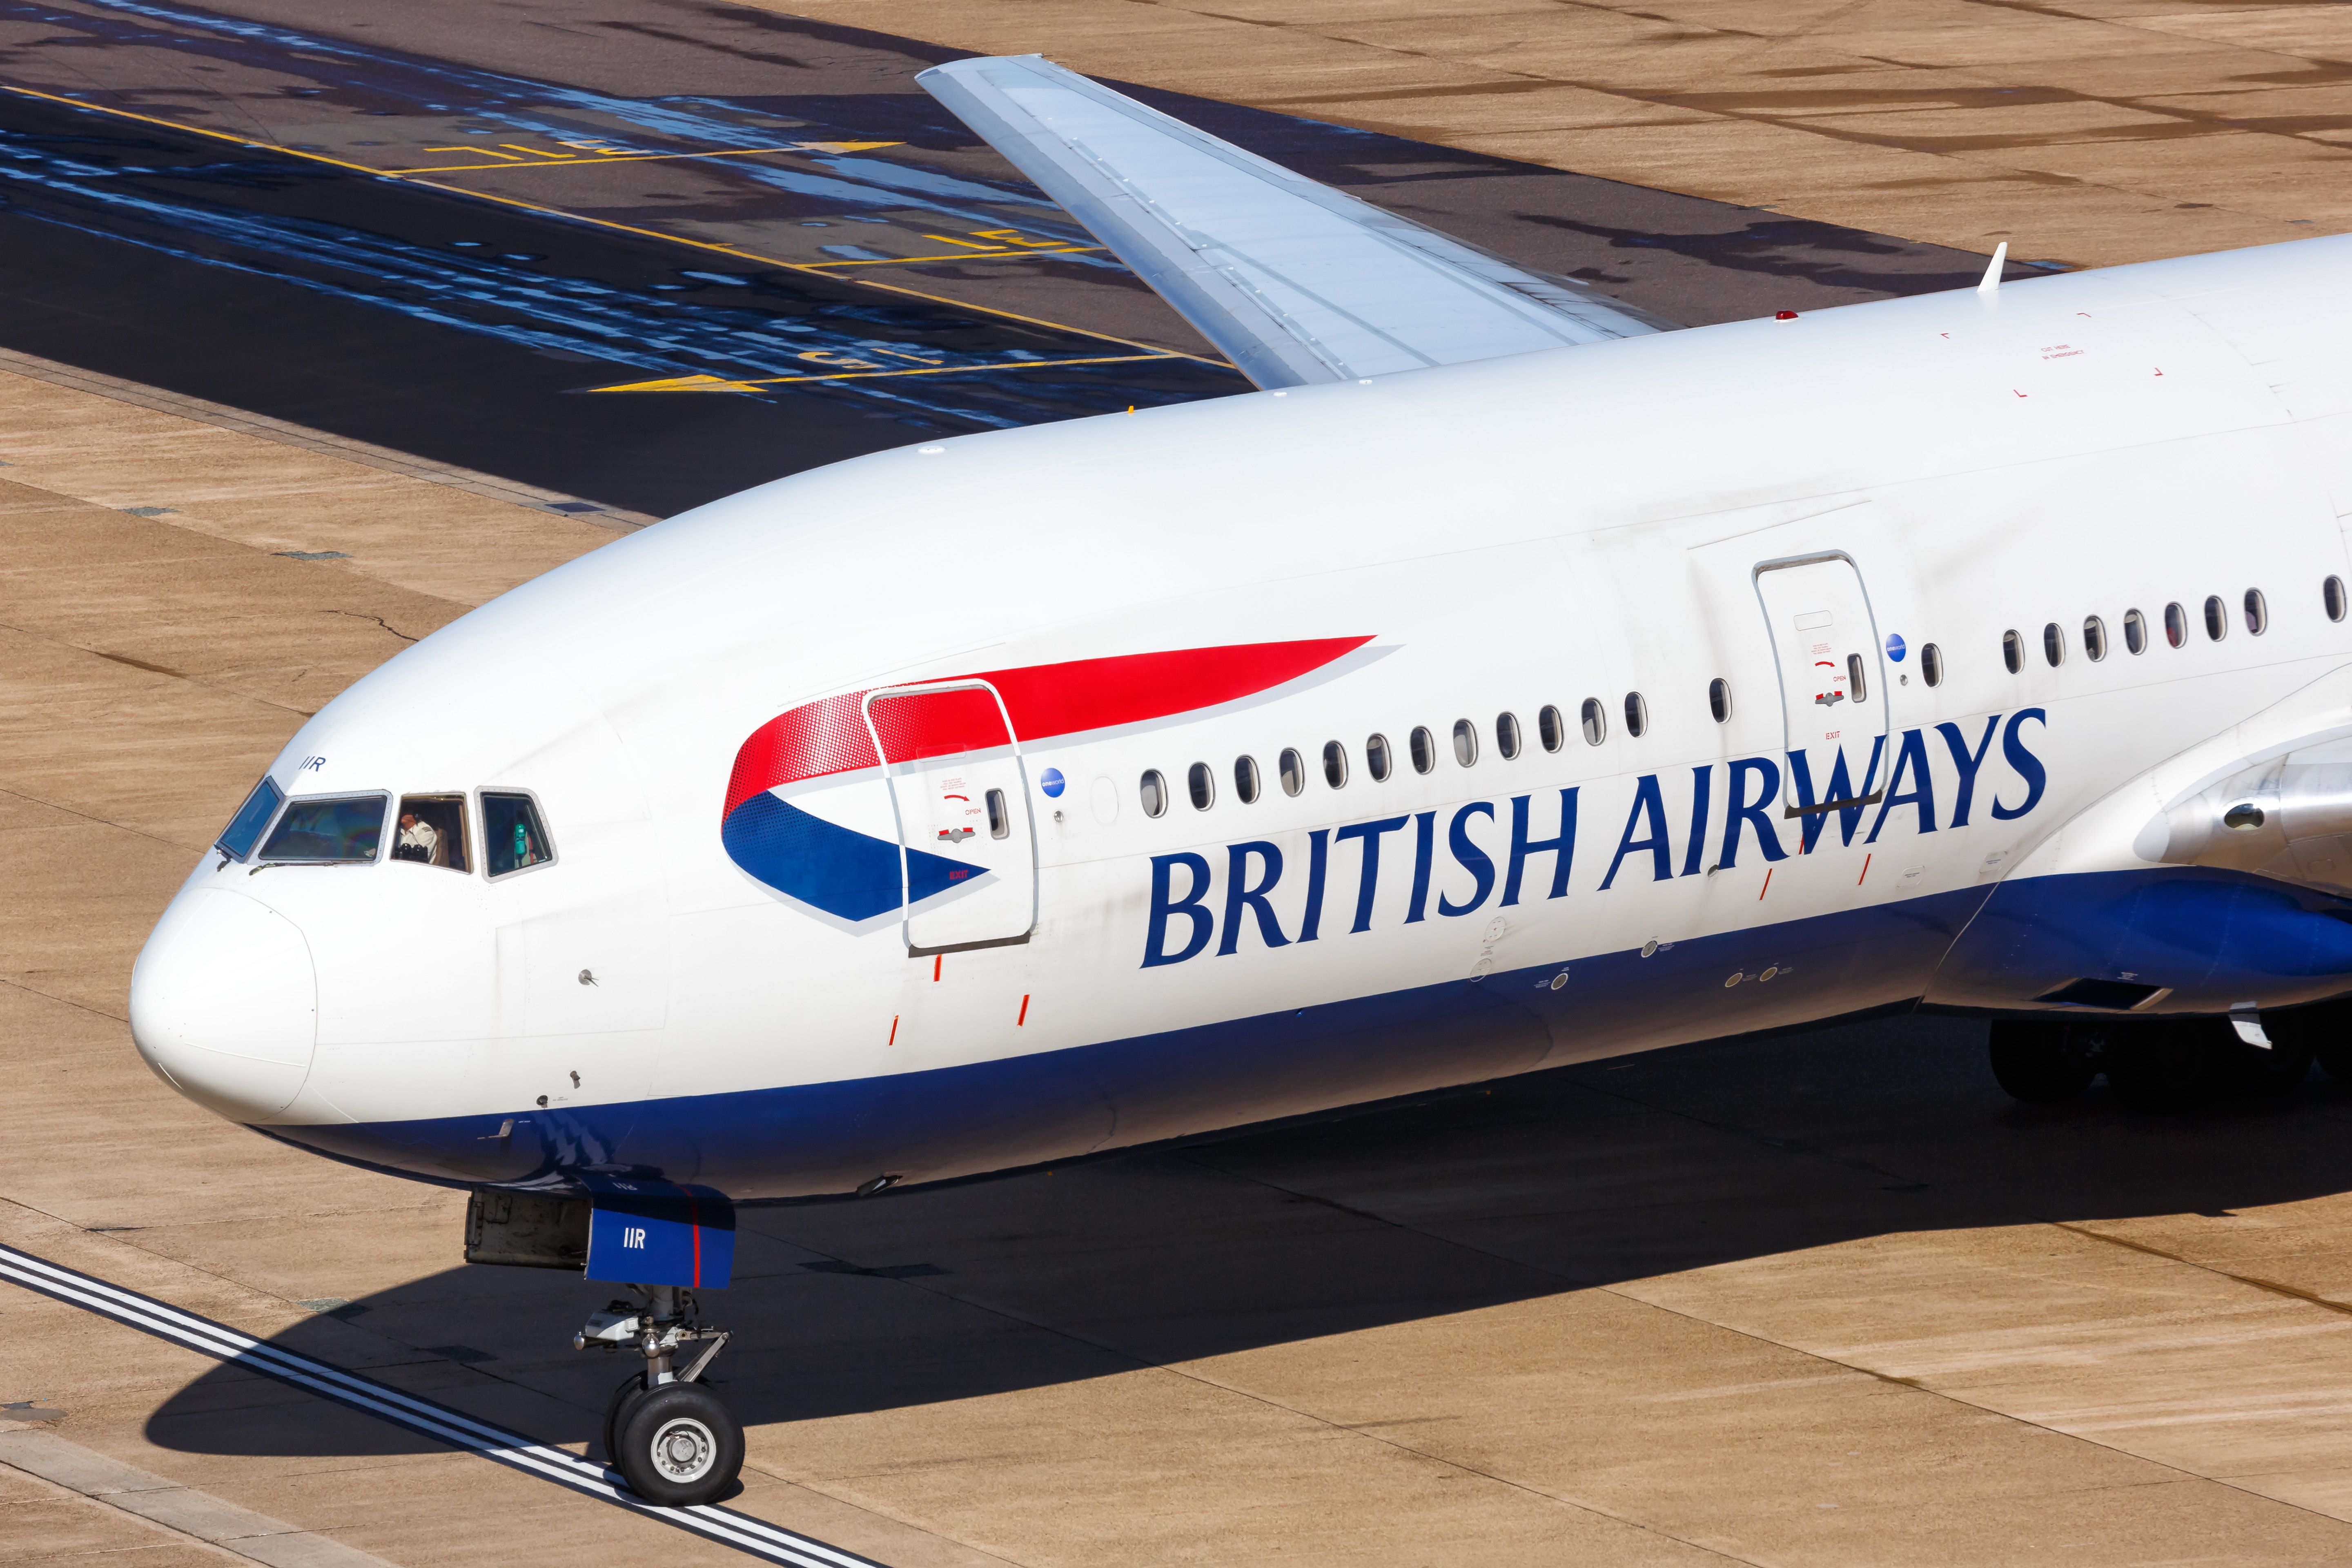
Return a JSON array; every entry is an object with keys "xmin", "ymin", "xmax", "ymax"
[{"xmin": 0, "ymin": 1241, "xmax": 879, "ymax": 1566}]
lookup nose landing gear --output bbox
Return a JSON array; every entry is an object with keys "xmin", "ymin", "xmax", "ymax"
[{"xmin": 577, "ymin": 1285, "xmax": 743, "ymax": 1506}]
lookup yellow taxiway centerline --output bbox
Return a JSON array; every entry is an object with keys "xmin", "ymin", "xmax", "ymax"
[
  {"xmin": 387, "ymin": 142, "xmax": 899, "ymax": 174},
  {"xmin": 800, "ymin": 245, "xmax": 1102, "ymax": 268},
  {"xmin": 0, "ymin": 85, "xmax": 1230, "ymax": 370},
  {"xmin": 593, "ymin": 353, "xmax": 1184, "ymax": 392}
]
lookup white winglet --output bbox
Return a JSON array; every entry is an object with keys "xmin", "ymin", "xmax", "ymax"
[{"xmin": 1978, "ymin": 241, "xmax": 2009, "ymax": 295}]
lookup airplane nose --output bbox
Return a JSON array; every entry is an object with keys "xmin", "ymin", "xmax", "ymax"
[{"xmin": 130, "ymin": 888, "xmax": 317, "ymax": 1123}]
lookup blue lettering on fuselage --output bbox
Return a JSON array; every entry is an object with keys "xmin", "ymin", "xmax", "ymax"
[{"xmin": 1139, "ymin": 713, "xmax": 2049, "ymax": 966}]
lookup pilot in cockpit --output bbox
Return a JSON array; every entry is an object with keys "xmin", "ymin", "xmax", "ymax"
[{"xmin": 394, "ymin": 809, "xmax": 441, "ymax": 866}]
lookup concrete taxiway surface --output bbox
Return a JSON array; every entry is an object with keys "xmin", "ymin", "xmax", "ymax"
[
  {"xmin": 14, "ymin": 1, "xmax": 2352, "ymax": 1565},
  {"xmin": 0, "ymin": 0, "xmax": 2005, "ymax": 513},
  {"xmin": 779, "ymin": 0, "xmax": 2352, "ymax": 271}
]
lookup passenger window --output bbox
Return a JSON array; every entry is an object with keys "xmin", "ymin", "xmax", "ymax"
[
  {"xmin": 1188, "ymin": 762, "xmax": 1215, "ymax": 811},
  {"xmin": 2042, "ymin": 622, "xmax": 2065, "ymax": 667},
  {"xmin": 1366, "ymin": 733, "xmax": 1392, "ymax": 781},
  {"xmin": 1580, "ymin": 698, "xmax": 1606, "ymax": 746},
  {"xmin": 1409, "ymin": 726, "xmax": 1435, "ymax": 774},
  {"xmin": 1139, "ymin": 769, "xmax": 1167, "ymax": 818},
  {"xmin": 2245, "ymin": 588, "xmax": 2267, "ymax": 635},
  {"xmin": 1708, "ymin": 679, "xmax": 1731, "ymax": 723},
  {"xmin": 2123, "ymin": 609, "xmax": 2147, "ymax": 654},
  {"xmin": 1322, "ymin": 742, "xmax": 1348, "ymax": 788},
  {"xmin": 216, "ymin": 774, "xmax": 284, "ymax": 861},
  {"xmin": 1234, "ymin": 755, "xmax": 1261, "ymax": 804},
  {"xmin": 394, "ymin": 794, "xmax": 470, "ymax": 871},
  {"xmin": 1452, "ymin": 719, "xmax": 1478, "ymax": 767},
  {"xmin": 1495, "ymin": 712, "xmax": 1521, "ymax": 760},
  {"xmin": 2328, "ymin": 577, "xmax": 2348, "ymax": 623},
  {"xmin": 2083, "ymin": 616, "xmax": 2106, "ymax": 662},
  {"xmin": 2002, "ymin": 629, "xmax": 2023, "ymax": 673},
  {"xmin": 2204, "ymin": 595, "xmax": 2227, "ymax": 641},
  {"xmin": 1279, "ymin": 748, "xmax": 1305, "ymax": 797},
  {"xmin": 1624, "ymin": 692, "xmax": 1648, "ymax": 737},
  {"xmin": 1920, "ymin": 643, "xmax": 1944, "ymax": 686},
  {"xmin": 2165, "ymin": 601, "xmax": 2187, "ymax": 648},
  {"xmin": 482, "ymin": 791, "xmax": 554, "ymax": 877},
  {"xmin": 1538, "ymin": 705, "xmax": 1564, "ymax": 752},
  {"xmin": 986, "ymin": 788, "xmax": 1009, "ymax": 839},
  {"xmin": 260, "ymin": 794, "xmax": 387, "ymax": 863}
]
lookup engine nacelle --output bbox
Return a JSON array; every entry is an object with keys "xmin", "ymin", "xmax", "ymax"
[{"xmin": 1928, "ymin": 665, "xmax": 2352, "ymax": 1013}]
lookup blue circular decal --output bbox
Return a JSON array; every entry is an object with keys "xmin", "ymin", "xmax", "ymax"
[
  {"xmin": 1039, "ymin": 767, "xmax": 1065, "ymax": 798},
  {"xmin": 1885, "ymin": 633, "xmax": 1907, "ymax": 662}
]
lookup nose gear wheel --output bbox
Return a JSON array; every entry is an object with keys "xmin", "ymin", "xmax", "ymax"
[
  {"xmin": 615, "ymin": 1382, "xmax": 742, "ymax": 1506},
  {"xmin": 577, "ymin": 1285, "xmax": 743, "ymax": 1506}
]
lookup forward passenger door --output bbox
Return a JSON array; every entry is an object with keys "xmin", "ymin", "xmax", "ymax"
[
  {"xmin": 864, "ymin": 681, "xmax": 1038, "ymax": 953},
  {"xmin": 1754, "ymin": 552, "xmax": 1890, "ymax": 816}
]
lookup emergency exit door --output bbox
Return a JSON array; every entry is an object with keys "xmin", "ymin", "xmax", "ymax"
[
  {"xmin": 1754, "ymin": 552, "xmax": 1889, "ymax": 816},
  {"xmin": 863, "ymin": 681, "xmax": 1038, "ymax": 953}
]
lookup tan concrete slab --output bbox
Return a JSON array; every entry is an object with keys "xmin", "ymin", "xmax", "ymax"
[
  {"xmin": 22, "ymin": 25, "xmax": 2352, "ymax": 1555},
  {"xmin": 755, "ymin": 0, "xmax": 2352, "ymax": 265}
]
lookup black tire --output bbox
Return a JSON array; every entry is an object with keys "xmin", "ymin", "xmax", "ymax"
[
  {"xmin": 2105, "ymin": 1018, "xmax": 2310, "ymax": 1107},
  {"xmin": 1988, "ymin": 1020, "xmax": 2096, "ymax": 1103},
  {"xmin": 602, "ymin": 1370, "xmax": 650, "ymax": 1467},
  {"xmin": 2263, "ymin": 999, "xmax": 2352, "ymax": 1083},
  {"xmin": 615, "ymin": 1381, "xmax": 743, "ymax": 1507}
]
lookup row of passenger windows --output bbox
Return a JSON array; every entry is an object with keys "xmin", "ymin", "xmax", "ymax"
[
  {"xmin": 215, "ymin": 777, "xmax": 555, "ymax": 878},
  {"xmin": 1140, "ymin": 699, "xmax": 1638, "ymax": 816},
  {"xmin": 1999, "ymin": 578, "xmax": 2345, "ymax": 671},
  {"xmin": 1131, "ymin": 575, "xmax": 2352, "ymax": 817}
]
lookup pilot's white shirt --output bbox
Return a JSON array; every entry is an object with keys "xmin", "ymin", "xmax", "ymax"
[{"xmin": 399, "ymin": 820, "xmax": 440, "ymax": 858}]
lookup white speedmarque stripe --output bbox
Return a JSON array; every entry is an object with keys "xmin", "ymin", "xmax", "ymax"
[{"xmin": 0, "ymin": 1242, "xmax": 882, "ymax": 1568}]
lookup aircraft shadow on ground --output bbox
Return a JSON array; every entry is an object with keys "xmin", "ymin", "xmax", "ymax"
[{"xmin": 146, "ymin": 1012, "xmax": 2352, "ymax": 1458}]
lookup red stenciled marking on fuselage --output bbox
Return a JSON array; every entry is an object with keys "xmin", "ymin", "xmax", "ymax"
[{"xmin": 723, "ymin": 637, "xmax": 1373, "ymax": 819}]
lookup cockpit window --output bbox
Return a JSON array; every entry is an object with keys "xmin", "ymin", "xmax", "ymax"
[
  {"xmin": 394, "ymin": 795, "xmax": 470, "ymax": 872},
  {"xmin": 259, "ymin": 794, "xmax": 388, "ymax": 863},
  {"xmin": 216, "ymin": 775, "xmax": 284, "ymax": 861},
  {"xmin": 483, "ymin": 791, "xmax": 554, "ymax": 878}
]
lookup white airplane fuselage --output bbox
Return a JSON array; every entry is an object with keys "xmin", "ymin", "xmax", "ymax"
[{"xmin": 129, "ymin": 234, "xmax": 2352, "ymax": 1201}]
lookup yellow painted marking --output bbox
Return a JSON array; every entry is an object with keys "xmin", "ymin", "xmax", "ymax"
[
  {"xmin": 423, "ymin": 145, "xmax": 522, "ymax": 161},
  {"xmin": 592, "ymin": 373, "xmax": 771, "ymax": 393},
  {"xmin": 500, "ymin": 143, "xmax": 574, "ymax": 160},
  {"xmin": 388, "ymin": 143, "xmax": 889, "ymax": 174},
  {"xmin": 971, "ymin": 227, "xmax": 1076, "ymax": 249},
  {"xmin": 802, "ymin": 245, "xmax": 1099, "ymax": 268},
  {"xmin": 591, "ymin": 352, "xmax": 1183, "ymax": 392},
  {"xmin": 0, "ymin": 85, "xmax": 1227, "ymax": 368}
]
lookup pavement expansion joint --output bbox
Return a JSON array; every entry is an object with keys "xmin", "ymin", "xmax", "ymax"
[{"xmin": 0, "ymin": 1425, "xmax": 400, "ymax": 1567}]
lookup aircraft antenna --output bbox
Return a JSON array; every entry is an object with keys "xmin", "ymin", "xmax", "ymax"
[{"xmin": 1978, "ymin": 241, "xmax": 2009, "ymax": 295}]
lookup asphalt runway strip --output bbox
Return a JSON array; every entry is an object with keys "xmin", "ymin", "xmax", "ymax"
[{"xmin": 0, "ymin": 1239, "xmax": 883, "ymax": 1567}]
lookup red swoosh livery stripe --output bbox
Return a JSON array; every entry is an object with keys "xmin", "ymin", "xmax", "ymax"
[{"xmin": 724, "ymin": 637, "xmax": 1373, "ymax": 819}]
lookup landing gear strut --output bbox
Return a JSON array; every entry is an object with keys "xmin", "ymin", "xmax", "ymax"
[{"xmin": 577, "ymin": 1285, "xmax": 743, "ymax": 1506}]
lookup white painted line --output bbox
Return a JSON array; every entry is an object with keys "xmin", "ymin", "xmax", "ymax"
[{"xmin": 0, "ymin": 1241, "xmax": 880, "ymax": 1568}]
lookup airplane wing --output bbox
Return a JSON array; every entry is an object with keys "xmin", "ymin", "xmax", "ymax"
[{"xmin": 916, "ymin": 54, "xmax": 1676, "ymax": 390}]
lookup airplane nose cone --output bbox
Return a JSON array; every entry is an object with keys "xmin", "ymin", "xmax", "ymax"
[{"xmin": 130, "ymin": 888, "xmax": 317, "ymax": 1122}]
